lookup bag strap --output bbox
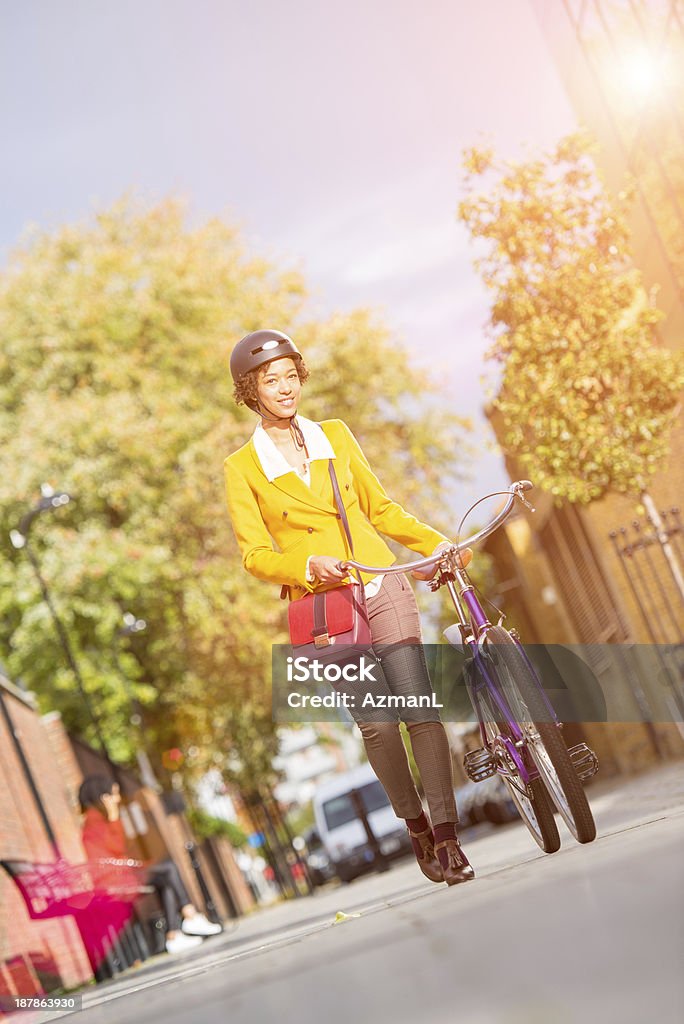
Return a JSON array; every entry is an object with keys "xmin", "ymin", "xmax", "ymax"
[
  {"xmin": 328, "ymin": 460, "xmax": 366, "ymax": 596},
  {"xmin": 317, "ymin": 423, "xmax": 355, "ymax": 552},
  {"xmin": 328, "ymin": 460, "xmax": 353, "ymax": 553}
]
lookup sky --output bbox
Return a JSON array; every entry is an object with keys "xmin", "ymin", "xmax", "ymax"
[{"xmin": 1, "ymin": 0, "xmax": 578, "ymax": 515}]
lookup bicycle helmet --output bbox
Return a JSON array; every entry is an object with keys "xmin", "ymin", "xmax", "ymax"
[
  {"xmin": 230, "ymin": 329, "xmax": 301, "ymax": 379},
  {"xmin": 230, "ymin": 329, "xmax": 305, "ymax": 414}
]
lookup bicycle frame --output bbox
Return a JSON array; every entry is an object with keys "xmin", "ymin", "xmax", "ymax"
[
  {"xmin": 340, "ymin": 479, "xmax": 558, "ymax": 785},
  {"xmin": 340, "ymin": 478, "xmax": 598, "ymax": 848},
  {"xmin": 467, "ymin": 649, "xmax": 533, "ymax": 786},
  {"xmin": 441, "ymin": 554, "xmax": 563, "ymax": 785}
]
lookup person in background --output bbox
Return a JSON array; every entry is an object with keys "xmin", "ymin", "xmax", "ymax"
[{"xmin": 78, "ymin": 775, "xmax": 221, "ymax": 955}]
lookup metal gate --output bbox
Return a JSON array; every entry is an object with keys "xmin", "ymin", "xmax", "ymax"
[{"xmin": 608, "ymin": 506, "xmax": 684, "ymax": 722}]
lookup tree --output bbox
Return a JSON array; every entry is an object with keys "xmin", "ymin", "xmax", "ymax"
[
  {"xmin": 0, "ymin": 196, "xmax": 470, "ymax": 790},
  {"xmin": 458, "ymin": 133, "xmax": 684, "ymax": 596}
]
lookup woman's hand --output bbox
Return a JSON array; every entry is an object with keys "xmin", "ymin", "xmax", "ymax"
[
  {"xmin": 412, "ymin": 542, "xmax": 473, "ymax": 581},
  {"xmin": 308, "ymin": 555, "xmax": 350, "ymax": 585}
]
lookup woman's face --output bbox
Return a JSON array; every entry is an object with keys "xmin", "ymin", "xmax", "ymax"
[{"xmin": 256, "ymin": 357, "xmax": 302, "ymax": 419}]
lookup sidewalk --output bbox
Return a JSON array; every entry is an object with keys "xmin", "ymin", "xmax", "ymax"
[{"xmin": 12, "ymin": 760, "xmax": 684, "ymax": 1021}]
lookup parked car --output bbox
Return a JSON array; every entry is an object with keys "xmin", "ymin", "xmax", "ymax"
[
  {"xmin": 455, "ymin": 776, "xmax": 518, "ymax": 827},
  {"xmin": 312, "ymin": 763, "xmax": 412, "ymax": 883}
]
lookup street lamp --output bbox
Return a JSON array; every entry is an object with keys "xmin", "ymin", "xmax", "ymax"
[
  {"xmin": 121, "ymin": 612, "xmax": 146, "ymax": 633},
  {"xmin": 111, "ymin": 612, "xmax": 160, "ymax": 791},
  {"xmin": 10, "ymin": 484, "xmax": 113, "ymax": 762},
  {"xmin": 117, "ymin": 613, "xmax": 147, "ymax": 727},
  {"xmin": 10, "ymin": 484, "xmax": 72, "ymax": 550}
]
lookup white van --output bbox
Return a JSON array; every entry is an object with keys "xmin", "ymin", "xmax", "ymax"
[{"xmin": 312, "ymin": 763, "xmax": 412, "ymax": 883}]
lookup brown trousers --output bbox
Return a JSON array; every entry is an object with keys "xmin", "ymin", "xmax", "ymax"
[{"xmin": 355, "ymin": 573, "xmax": 458, "ymax": 825}]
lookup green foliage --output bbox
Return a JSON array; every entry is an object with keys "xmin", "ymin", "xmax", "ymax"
[
  {"xmin": 285, "ymin": 800, "xmax": 315, "ymax": 838},
  {"xmin": 458, "ymin": 132, "xmax": 684, "ymax": 503},
  {"xmin": 186, "ymin": 807, "xmax": 248, "ymax": 846},
  {"xmin": 0, "ymin": 196, "xmax": 470, "ymax": 794}
]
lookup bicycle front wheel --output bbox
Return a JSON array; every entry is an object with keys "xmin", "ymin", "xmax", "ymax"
[
  {"xmin": 485, "ymin": 626, "xmax": 597, "ymax": 845},
  {"xmin": 475, "ymin": 685, "xmax": 560, "ymax": 854}
]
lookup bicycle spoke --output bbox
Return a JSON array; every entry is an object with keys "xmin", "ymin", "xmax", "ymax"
[
  {"xmin": 484, "ymin": 626, "xmax": 597, "ymax": 845},
  {"xmin": 475, "ymin": 687, "xmax": 560, "ymax": 853}
]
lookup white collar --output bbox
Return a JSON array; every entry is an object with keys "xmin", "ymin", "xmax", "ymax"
[{"xmin": 252, "ymin": 415, "xmax": 336, "ymax": 482}]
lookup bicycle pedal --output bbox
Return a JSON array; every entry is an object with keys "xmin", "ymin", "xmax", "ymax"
[
  {"xmin": 567, "ymin": 743, "xmax": 599, "ymax": 781},
  {"xmin": 463, "ymin": 747, "xmax": 496, "ymax": 782}
]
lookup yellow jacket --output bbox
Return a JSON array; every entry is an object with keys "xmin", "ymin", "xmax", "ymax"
[{"xmin": 223, "ymin": 418, "xmax": 448, "ymax": 599}]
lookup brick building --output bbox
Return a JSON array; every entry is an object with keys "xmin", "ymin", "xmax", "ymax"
[
  {"xmin": 474, "ymin": 1, "xmax": 684, "ymax": 776},
  {"xmin": 0, "ymin": 677, "xmax": 91, "ymax": 997},
  {"xmin": 0, "ymin": 670, "xmax": 253, "ymax": 1000},
  {"xmin": 527, "ymin": 0, "xmax": 684, "ymax": 639}
]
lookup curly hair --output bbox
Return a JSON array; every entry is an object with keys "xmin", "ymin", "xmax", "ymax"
[{"xmin": 232, "ymin": 355, "xmax": 310, "ymax": 407}]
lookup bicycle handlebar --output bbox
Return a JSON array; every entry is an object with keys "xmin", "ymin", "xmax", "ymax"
[{"xmin": 337, "ymin": 479, "xmax": 534, "ymax": 576}]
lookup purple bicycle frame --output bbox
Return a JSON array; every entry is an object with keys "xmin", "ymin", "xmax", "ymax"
[
  {"xmin": 340, "ymin": 480, "xmax": 564, "ymax": 798},
  {"xmin": 468, "ymin": 635, "xmax": 533, "ymax": 786},
  {"xmin": 458, "ymin": 585, "xmax": 560, "ymax": 788}
]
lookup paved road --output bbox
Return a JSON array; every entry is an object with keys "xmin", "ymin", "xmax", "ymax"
[{"xmin": 29, "ymin": 765, "xmax": 684, "ymax": 1024}]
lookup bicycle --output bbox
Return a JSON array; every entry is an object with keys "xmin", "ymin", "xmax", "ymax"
[{"xmin": 339, "ymin": 480, "xmax": 599, "ymax": 854}]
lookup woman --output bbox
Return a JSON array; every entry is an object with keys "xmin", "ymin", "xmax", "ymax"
[
  {"xmin": 224, "ymin": 329, "xmax": 474, "ymax": 886},
  {"xmin": 79, "ymin": 775, "xmax": 221, "ymax": 954}
]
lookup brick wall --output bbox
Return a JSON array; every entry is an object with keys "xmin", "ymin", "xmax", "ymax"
[
  {"xmin": 0, "ymin": 680, "xmax": 92, "ymax": 994},
  {"xmin": 41, "ymin": 713, "xmax": 86, "ymax": 826},
  {"xmin": 0, "ymin": 672, "xmax": 255, "ymax": 1003}
]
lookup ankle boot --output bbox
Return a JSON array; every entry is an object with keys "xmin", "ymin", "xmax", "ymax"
[
  {"xmin": 407, "ymin": 825, "xmax": 443, "ymax": 883},
  {"xmin": 434, "ymin": 837, "xmax": 475, "ymax": 886}
]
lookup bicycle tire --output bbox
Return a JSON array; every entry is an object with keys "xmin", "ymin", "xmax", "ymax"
[
  {"xmin": 474, "ymin": 677, "xmax": 560, "ymax": 854},
  {"xmin": 485, "ymin": 626, "xmax": 597, "ymax": 844}
]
